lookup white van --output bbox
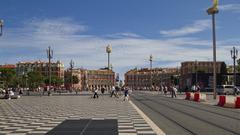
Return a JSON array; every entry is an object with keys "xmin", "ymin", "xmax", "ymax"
[{"xmin": 216, "ymin": 85, "xmax": 234, "ymax": 95}]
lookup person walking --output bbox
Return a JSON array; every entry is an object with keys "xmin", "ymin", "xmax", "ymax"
[
  {"xmin": 93, "ymin": 87, "xmax": 99, "ymax": 98},
  {"xmin": 164, "ymin": 85, "xmax": 168, "ymax": 96},
  {"xmin": 47, "ymin": 86, "xmax": 51, "ymax": 96},
  {"xmin": 4, "ymin": 90, "xmax": 9, "ymax": 99},
  {"xmin": 191, "ymin": 84, "xmax": 196, "ymax": 92},
  {"xmin": 110, "ymin": 86, "xmax": 116, "ymax": 97},
  {"xmin": 19, "ymin": 88, "xmax": 23, "ymax": 96},
  {"xmin": 115, "ymin": 86, "xmax": 120, "ymax": 98},
  {"xmin": 9, "ymin": 89, "xmax": 14, "ymax": 99},
  {"xmin": 172, "ymin": 86, "xmax": 178, "ymax": 98},
  {"xmin": 101, "ymin": 87, "xmax": 105, "ymax": 95},
  {"xmin": 123, "ymin": 87, "xmax": 129, "ymax": 101},
  {"xmin": 196, "ymin": 84, "xmax": 201, "ymax": 92}
]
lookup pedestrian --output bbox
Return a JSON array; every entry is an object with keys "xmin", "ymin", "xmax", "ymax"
[
  {"xmin": 47, "ymin": 86, "xmax": 51, "ymax": 96},
  {"xmin": 9, "ymin": 89, "xmax": 14, "ymax": 99},
  {"xmin": 156, "ymin": 86, "xmax": 159, "ymax": 94},
  {"xmin": 196, "ymin": 84, "xmax": 201, "ymax": 92},
  {"xmin": 75, "ymin": 89, "xmax": 78, "ymax": 95},
  {"xmin": 26, "ymin": 88, "xmax": 30, "ymax": 96},
  {"xmin": 39, "ymin": 87, "xmax": 43, "ymax": 97},
  {"xmin": 123, "ymin": 87, "xmax": 129, "ymax": 101},
  {"xmin": 93, "ymin": 87, "xmax": 99, "ymax": 98},
  {"xmin": 164, "ymin": 85, "xmax": 168, "ymax": 96},
  {"xmin": 4, "ymin": 90, "xmax": 9, "ymax": 99},
  {"xmin": 101, "ymin": 87, "xmax": 105, "ymax": 94},
  {"xmin": 19, "ymin": 88, "xmax": 23, "ymax": 96},
  {"xmin": 115, "ymin": 86, "xmax": 120, "ymax": 98},
  {"xmin": 110, "ymin": 86, "xmax": 116, "ymax": 97},
  {"xmin": 191, "ymin": 84, "xmax": 196, "ymax": 92},
  {"xmin": 172, "ymin": 86, "xmax": 177, "ymax": 98}
]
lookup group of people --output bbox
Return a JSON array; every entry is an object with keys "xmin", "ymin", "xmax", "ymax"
[
  {"xmin": 0, "ymin": 88, "xmax": 18, "ymax": 99},
  {"xmin": 155, "ymin": 85, "xmax": 178, "ymax": 98},
  {"xmin": 191, "ymin": 84, "xmax": 201, "ymax": 92},
  {"xmin": 92, "ymin": 86, "xmax": 131, "ymax": 101}
]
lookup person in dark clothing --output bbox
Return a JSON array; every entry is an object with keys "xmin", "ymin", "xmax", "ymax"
[
  {"xmin": 4, "ymin": 90, "xmax": 9, "ymax": 99},
  {"xmin": 19, "ymin": 89, "xmax": 23, "ymax": 95},
  {"xmin": 101, "ymin": 87, "xmax": 105, "ymax": 94},
  {"xmin": 123, "ymin": 87, "xmax": 129, "ymax": 101}
]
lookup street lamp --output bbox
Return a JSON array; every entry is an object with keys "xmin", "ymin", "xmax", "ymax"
[
  {"xmin": 106, "ymin": 45, "xmax": 112, "ymax": 70},
  {"xmin": 70, "ymin": 59, "xmax": 74, "ymax": 91},
  {"xmin": 195, "ymin": 60, "xmax": 198, "ymax": 85},
  {"xmin": 0, "ymin": 19, "xmax": 4, "ymax": 36},
  {"xmin": 230, "ymin": 47, "xmax": 238, "ymax": 88},
  {"xmin": 22, "ymin": 71, "xmax": 28, "ymax": 95},
  {"xmin": 149, "ymin": 54, "xmax": 153, "ymax": 91},
  {"xmin": 46, "ymin": 46, "xmax": 53, "ymax": 91},
  {"xmin": 207, "ymin": 0, "xmax": 219, "ymax": 99}
]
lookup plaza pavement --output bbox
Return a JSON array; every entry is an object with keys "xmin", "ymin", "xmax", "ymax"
[{"xmin": 0, "ymin": 93, "xmax": 157, "ymax": 135}]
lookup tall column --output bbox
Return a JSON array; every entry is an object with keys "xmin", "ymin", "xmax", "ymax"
[
  {"xmin": 207, "ymin": 0, "xmax": 218, "ymax": 99},
  {"xmin": 47, "ymin": 46, "xmax": 53, "ymax": 90}
]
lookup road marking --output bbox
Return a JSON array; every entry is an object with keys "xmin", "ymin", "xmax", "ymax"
[
  {"xmin": 80, "ymin": 119, "xmax": 92, "ymax": 135},
  {"xmin": 129, "ymin": 100, "xmax": 166, "ymax": 135}
]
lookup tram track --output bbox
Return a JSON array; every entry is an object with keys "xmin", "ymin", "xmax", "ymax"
[{"xmin": 131, "ymin": 93, "xmax": 240, "ymax": 135}]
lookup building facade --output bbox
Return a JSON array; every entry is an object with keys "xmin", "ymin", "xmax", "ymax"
[
  {"xmin": 85, "ymin": 69, "xmax": 115, "ymax": 91},
  {"xmin": 16, "ymin": 60, "xmax": 64, "ymax": 79},
  {"xmin": 0, "ymin": 64, "xmax": 16, "ymax": 69},
  {"xmin": 64, "ymin": 68, "xmax": 115, "ymax": 91},
  {"xmin": 64, "ymin": 68, "xmax": 85, "ymax": 90},
  {"xmin": 180, "ymin": 61, "xmax": 227, "ymax": 90},
  {"xmin": 125, "ymin": 68, "xmax": 179, "ymax": 90}
]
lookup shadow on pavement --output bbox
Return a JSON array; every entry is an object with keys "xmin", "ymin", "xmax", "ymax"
[{"xmin": 46, "ymin": 119, "xmax": 118, "ymax": 135}]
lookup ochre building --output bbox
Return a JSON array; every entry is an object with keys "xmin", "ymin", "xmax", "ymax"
[
  {"xmin": 16, "ymin": 60, "xmax": 64, "ymax": 79},
  {"xmin": 125, "ymin": 68, "xmax": 179, "ymax": 90}
]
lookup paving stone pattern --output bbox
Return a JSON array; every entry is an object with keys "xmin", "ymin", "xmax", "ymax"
[{"xmin": 0, "ymin": 95, "xmax": 156, "ymax": 135}]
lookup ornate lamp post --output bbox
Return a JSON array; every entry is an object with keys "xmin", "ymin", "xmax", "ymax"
[
  {"xmin": 22, "ymin": 71, "xmax": 28, "ymax": 95},
  {"xmin": 70, "ymin": 59, "xmax": 74, "ymax": 91},
  {"xmin": 195, "ymin": 60, "xmax": 198, "ymax": 85},
  {"xmin": 46, "ymin": 46, "xmax": 53, "ymax": 91},
  {"xmin": 231, "ymin": 47, "xmax": 238, "ymax": 88},
  {"xmin": 149, "ymin": 54, "xmax": 153, "ymax": 91},
  {"xmin": 207, "ymin": 0, "xmax": 218, "ymax": 99},
  {"xmin": 0, "ymin": 19, "xmax": 4, "ymax": 36},
  {"xmin": 106, "ymin": 45, "xmax": 112, "ymax": 70}
]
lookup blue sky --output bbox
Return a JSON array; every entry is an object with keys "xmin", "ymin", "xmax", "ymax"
[{"xmin": 0, "ymin": 0, "xmax": 240, "ymax": 79}]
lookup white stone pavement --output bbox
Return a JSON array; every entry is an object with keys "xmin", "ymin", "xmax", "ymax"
[{"xmin": 0, "ymin": 94, "xmax": 157, "ymax": 135}]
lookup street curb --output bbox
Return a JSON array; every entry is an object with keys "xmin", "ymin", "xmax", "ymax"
[{"xmin": 129, "ymin": 100, "xmax": 166, "ymax": 135}]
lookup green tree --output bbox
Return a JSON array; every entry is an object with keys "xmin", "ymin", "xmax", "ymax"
[
  {"xmin": 0, "ymin": 68, "xmax": 16, "ymax": 88},
  {"xmin": 27, "ymin": 71, "xmax": 44, "ymax": 89},
  {"xmin": 220, "ymin": 62, "xmax": 228, "ymax": 85},
  {"xmin": 64, "ymin": 75, "xmax": 79, "ymax": 84},
  {"xmin": 171, "ymin": 75, "xmax": 179, "ymax": 85},
  {"xmin": 45, "ymin": 76, "xmax": 64, "ymax": 86}
]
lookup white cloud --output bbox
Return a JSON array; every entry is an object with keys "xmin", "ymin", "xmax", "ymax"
[
  {"xmin": 0, "ymin": 18, "xmax": 235, "ymax": 79},
  {"xmin": 106, "ymin": 32, "xmax": 141, "ymax": 38},
  {"xmin": 27, "ymin": 18, "xmax": 87, "ymax": 36},
  {"xmin": 219, "ymin": 4, "xmax": 240, "ymax": 13},
  {"xmin": 160, "ymin": 19, "xmax": 211, "ymax": 37}
]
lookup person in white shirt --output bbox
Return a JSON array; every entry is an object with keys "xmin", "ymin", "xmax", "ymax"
[
  {"xmin": 172, "ymin": 86, "xmax": 178, "ymax": 98},
  {"xmin": 93, "ymin": 87, "xmax": 99, "ymax": 98}
]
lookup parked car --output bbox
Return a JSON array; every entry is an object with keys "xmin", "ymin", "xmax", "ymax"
[{"xmin": 217, "ymin": 85, "xmax": 235, "ymax": 95}]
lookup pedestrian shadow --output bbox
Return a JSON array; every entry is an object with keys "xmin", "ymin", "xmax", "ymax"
[{"xmin": 46, "ymin": 119, "xmax": 118, "ymax": 135}]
